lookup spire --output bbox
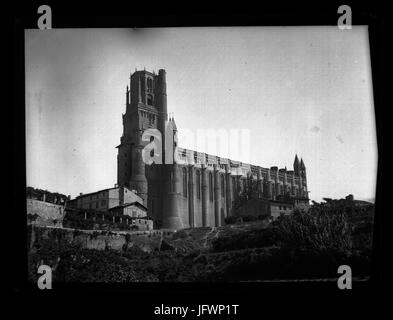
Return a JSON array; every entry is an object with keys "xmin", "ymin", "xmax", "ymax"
[
  {"xmin": 171, "ymin": 113, "xmax": 177, "ymax": 131},
  {"xmin": 294, "ymin": 154, "xmax": 300, "ymax": 175},
  {"xmin": 300, "ymin": 158, "xmax": 305, "ymax": 169},
  {"xmin": 294, "ymin": 154, "xmax": 299, "ymax": 166}
]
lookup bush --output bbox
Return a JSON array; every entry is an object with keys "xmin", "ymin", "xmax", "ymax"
[
  {"xmin": 224, "ymin": 216, "xmax": 240, "ymax": 225},
  {"xmin": 212, "ymin": 226, "xmax": 279, "ymax": 252},
  {"xmin": 239, "ymin": 215, "xmax": 257, "ymax": 222},
  {"xmin": 275, "ymin": 210, "xmax": 353, "ymax": 257},
  {"xmin": 257, "ymin": 213, "xmax": 270, "ymax": 220}
]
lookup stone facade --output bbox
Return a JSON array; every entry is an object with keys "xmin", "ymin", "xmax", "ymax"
[
  {"xmin": 69, "ymin": 186, "xmax": 143, "ymax": 211},
  {"xmin": 117, "ymin": 68, "xmax": 309, "ymax": 230}
]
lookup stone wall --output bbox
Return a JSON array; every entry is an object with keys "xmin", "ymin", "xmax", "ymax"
[
  {"xmin": 28, "ymin": 225, "xmax": 174, "ymax": 253},
  {"xmin": 27, "ymin": 199, "xmax": 65, "ymax": 227}
]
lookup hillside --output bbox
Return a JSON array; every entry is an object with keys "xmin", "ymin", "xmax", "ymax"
[{"xmin": 28, "ymin": 205, "xmax": 373, "ymax": 282}]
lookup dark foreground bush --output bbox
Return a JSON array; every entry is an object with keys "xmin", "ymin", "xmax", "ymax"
[
  {"xmin": 276, "ymin": 210, "xmax": 353, "ymax": 257},
  {"xmin": 212, "ymin": 227, "xmax": 279, "ymax": 252},
  {"xmin": 224, "ymin": 216, "xmax": 240, "ymax": 225}
]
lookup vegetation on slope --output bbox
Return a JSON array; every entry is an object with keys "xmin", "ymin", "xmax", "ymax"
[{"xmin": 28, "ymin": 200, "xmax": 374, "ymax": 282}]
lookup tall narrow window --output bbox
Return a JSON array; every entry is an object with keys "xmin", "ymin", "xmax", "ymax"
[
  {"xmin": 147, "ymin": 78, "xmax": 153, "ymax": 92},
  {"xmin": 196, "ymin": 170, "xmax": 201, "ymax": 199},
  {"xmin": 221, "ymin": 175, "xmax": 225, "ymax": 197},
  {"xmin": 272, "ymin": 183, "xmax": 276, "ymax": 197},
  {"xmin": 182, "ymin": 167, "xmax": 187, "ymax": 197},
  {"xmin": 209, "ymin": 172, "xmax": 213, "ymax": 201},
  {"xmin": 147, "ymin": 94, "xmax": 153, "ymax": 106}
]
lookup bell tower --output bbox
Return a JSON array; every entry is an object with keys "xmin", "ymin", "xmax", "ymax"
[{"xmin": 116, "ymin": 68, "xmax": 168, "ymax": 205}]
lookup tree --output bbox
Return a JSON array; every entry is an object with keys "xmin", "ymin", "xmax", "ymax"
[{"xmin": 233, "ymin": 175, "xmax": 259, "ymax": 210}]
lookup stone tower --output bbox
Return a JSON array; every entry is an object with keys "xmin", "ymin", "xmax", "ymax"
[{"xmin": 116, "ymin": 69, "xmax": 168, "ymax": 205}]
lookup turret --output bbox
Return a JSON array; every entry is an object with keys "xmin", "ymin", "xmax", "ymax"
[
  {"xmin": 300, "ymin": 158, "xmax": 306, "ymax": 179},
  {"xmin": 293, "ymin": 154, "xmax": 300, "ymax": 176}
]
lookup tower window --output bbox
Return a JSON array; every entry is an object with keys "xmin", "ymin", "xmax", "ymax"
[
  {"xmin": 147, "ymin": 78, "xmax": 153, "ymax": 92},
  {"xmin": 147, "ymin": 94, "xmax": 153, "ymax": 106}
]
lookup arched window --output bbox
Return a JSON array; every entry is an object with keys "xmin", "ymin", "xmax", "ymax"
[
  {"xmin": 147, "ymin": 94, "xmax": 153, "ymax": 106},
  {"xmin": 221, "ymin": 175, "xmax": 225, "ymax": 197},
  {"xmin": 182, "ymin": 167, "xmax": 187, "ymax": 197},
  {"xmin": 196, "ymin": 170, "xmax": 201, "ymax": 199},
  {"xmin": 147, "ymin": 78, "xmax": 153, "ymax": 92},
  {"xmin": 209, "ymin": 172, "xmax": 213, "ymax": 201}
]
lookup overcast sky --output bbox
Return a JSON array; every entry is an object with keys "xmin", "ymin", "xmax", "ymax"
[{"xmin": 25, "ymin": 27, "xmax": 377, "ymax": 202}]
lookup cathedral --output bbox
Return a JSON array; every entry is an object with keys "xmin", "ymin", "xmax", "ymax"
[{"xmin": 117, "ymin": 68, "xmax": 309, "ymax": 230}]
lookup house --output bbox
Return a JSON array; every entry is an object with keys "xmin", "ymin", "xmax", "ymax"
[
  {"xmin": 269, "ymin": 200, "xmax": 294, "ymax": 220},
  {"xmin": 108, "ymin": 202, "xmax": 153, "ymax": 230},
  {"xmin": 109, "ymin": 201, "xmax": 147, "ymax": 217},
  {"xmin": 67, "ymin": 185, "xmax": 143, "ymax": 211}
]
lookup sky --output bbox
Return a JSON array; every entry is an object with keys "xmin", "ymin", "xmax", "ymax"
[{"xmin": 25, "ymin": 27, "xmax": 377, "ymax": 203}]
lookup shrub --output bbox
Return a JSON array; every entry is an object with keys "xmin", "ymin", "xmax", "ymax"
[
  {"xmin": 239, "ymin": 215, "xmax": 257, "ymax": 222},
  {"xmin": 212, "ymin": 226, "xmax": 279, "ymax": 252},
  {"xmin": 275, "ymin": 210, "xmax": 353, "ymax": 257},
  {"xmin": 224, "ymin": 216, "xmax": 240, "ymax": 225}
]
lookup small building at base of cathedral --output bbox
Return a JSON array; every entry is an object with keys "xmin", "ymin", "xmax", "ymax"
[
  {"xmin": 109, "ymin": 202, "xmax": 153, "ymax": 230},
  {"xmin": 270, "ymin": 200, "xmax": 295, "ymax": 220},
  {"xmin": 68, "ymin": 185, "xmax": 144, "ymax": 211},
  {"xmin": 109, "ymin": 201, "xmax": 147, "ymax": 217}
]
